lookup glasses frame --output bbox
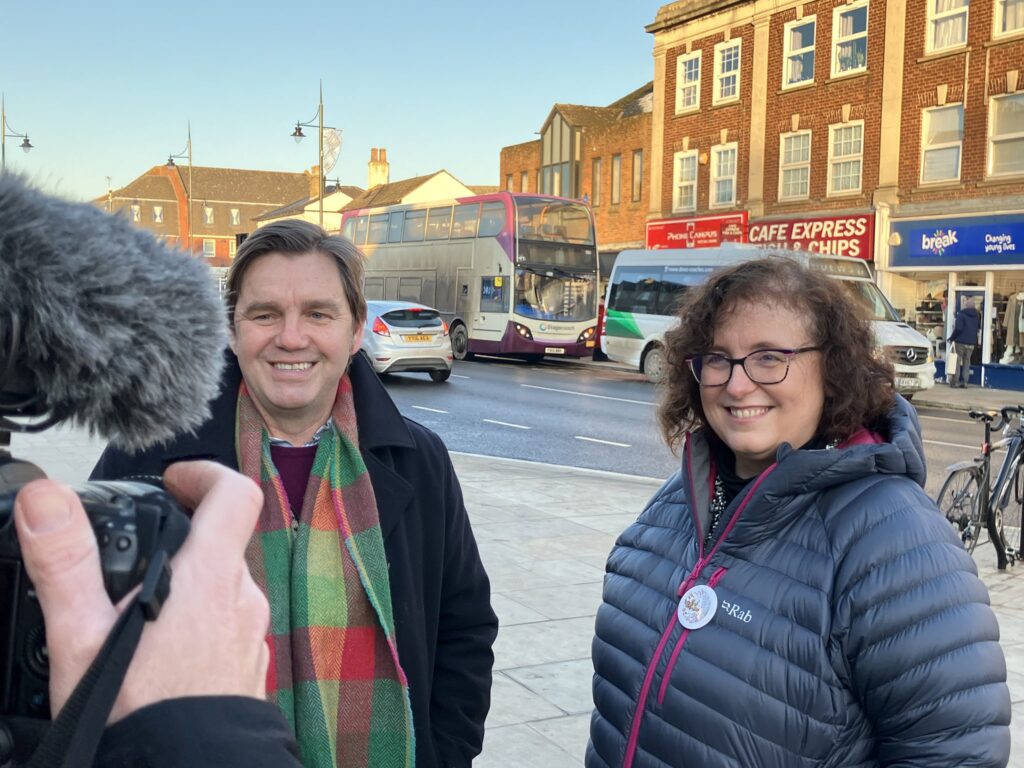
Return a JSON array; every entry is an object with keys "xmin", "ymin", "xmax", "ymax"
[{"xmin": 686, "ymin": 346, "xmax": 822, "ymax": 387}]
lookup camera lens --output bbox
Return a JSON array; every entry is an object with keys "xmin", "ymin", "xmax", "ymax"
[{"xmin": 25, "ymin": 624, "xmax": 49, "ymax": 678}]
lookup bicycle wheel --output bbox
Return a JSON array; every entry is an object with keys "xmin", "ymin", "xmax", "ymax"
[
  {"xmin": 998, "ymin": 465, "xmax": 1023, "ymax": 560},
  {"xmin": 936, "ymin": 468, "xmax": 984, "ymax": 553}
]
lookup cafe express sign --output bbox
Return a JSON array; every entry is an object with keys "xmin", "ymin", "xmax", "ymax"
[{"xmin": 747, "ymin": 214, "xmax": 874, "ymax": 259}]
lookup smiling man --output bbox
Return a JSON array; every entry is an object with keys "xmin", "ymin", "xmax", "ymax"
[{"xmin": 92, "ymin": 220, "xmax": 498, "ymax": 768}]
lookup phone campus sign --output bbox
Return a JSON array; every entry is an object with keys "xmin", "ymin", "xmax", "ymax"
[
  {"xmin": 890, "ymin": 214, "xmax": 1024, "ymax": 268},
  {"xmin": 646, "ymin": 213, "xmax": 747, "ymax": 249}
]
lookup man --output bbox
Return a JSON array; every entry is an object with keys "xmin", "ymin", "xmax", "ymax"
[
  {"xmin": 92, "ymin": 220, "xmax": 498, "ymax": 768},
  {"xmin": 948, "ymin": 297, "xmax": 981, "ymax": 388}
]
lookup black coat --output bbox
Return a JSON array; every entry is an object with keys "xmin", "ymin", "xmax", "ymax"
[
  {"xmin": 949, "ymin": 305, "xmax": 981, "ymax": 345},
  {"xmin": 91, "ymin": 352, "xmax": 499, "ymax": 768}
]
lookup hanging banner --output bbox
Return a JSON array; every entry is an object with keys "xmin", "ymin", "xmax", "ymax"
[{"xmin": 747, "ymin": 214, "xmax": 874, "ymax": 260}]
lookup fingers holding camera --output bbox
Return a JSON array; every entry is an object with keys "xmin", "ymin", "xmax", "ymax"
[{"xmin": 13, "ymin": 480, "xmax": 118, "ymax": 715}]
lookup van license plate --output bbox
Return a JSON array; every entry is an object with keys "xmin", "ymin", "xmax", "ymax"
[
  {"xmin": 403, "ymin": 334, "xmax": 432, "ymax": 343},
  {"xmin": 544, "ymin": 347, "xmax": 566, "ymax": 354},
  {"xmin": 896, "ymin": 377, "xmax": 920, "ymax": 389}
]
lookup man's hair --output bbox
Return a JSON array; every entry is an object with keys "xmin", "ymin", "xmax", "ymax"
[
  {"xmin": 226, "ymin": 220, "xmax": 367, "ymax": 326},
  {"xmin": 658, "ymin": 256, "xmax": 895, "ymax": 450}
]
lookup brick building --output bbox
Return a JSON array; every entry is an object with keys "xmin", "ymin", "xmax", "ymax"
[
  {"xmin": 499, "ymin": 84, "xmax": 653, "ymax": 264},
  {"xmin": 647, "ymin": 0, "xmax": 1024, "ymax": 383}
]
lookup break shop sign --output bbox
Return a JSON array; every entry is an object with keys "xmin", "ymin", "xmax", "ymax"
[{"xmin": 747, "ymin": 214, "xmax": 875, "ymax": 260}]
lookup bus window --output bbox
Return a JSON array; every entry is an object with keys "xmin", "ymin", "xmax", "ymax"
[
  {"xmin": 426, "ymin": 207, "xmax": 453, "ymax": 240},
  {"xmin": 368, "ymin": 214, "xmax": 389, "ymax": 244},
  {"xmin": 365, "ymin": 277, "xmax": 385, "ymax": 300},
  {"xmin": 399, "ymin": 277, "xmax": 422, "ymax": 302},
  {"xmin": 657, "ymin": 271, "xmax": 691, "ymax": 315},
  {"xmin": 480, "ymin": 276, "xmax": 508, "ymax": 312},
  {"xmin": 403, "ymin": 210, "xmax": 426, "ymax": 241},
  {"xmin": 451, "ymin": 203, "xmax": 479, "ymax": 238},
  {"xmin": 354, "ymin": 215, "xmax": 369, "ymax": 245},
  {"xmin": 479, "ymin": 202, "xmax": 505, "ymax": 237},
  {"xmin": 388, "ymin": 211, "xmax": 404, "ymax": 243},
  {"xmin": 342, "ymin": 217, "xmax": 357, "ymax": 242}
]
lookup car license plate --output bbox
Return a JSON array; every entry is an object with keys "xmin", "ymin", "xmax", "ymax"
[
  {"xmin": 544, "ymin": 347, "xmax": 566, "ymax": 354},
  {"xmin": 403, "ymin": 334, "xmax": 432, "ymax": 343},
  {"xmin": 896, "ymin": 377, "xmax": 920, "ymax": 389}
]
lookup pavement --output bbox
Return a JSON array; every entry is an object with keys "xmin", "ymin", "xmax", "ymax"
[{"xmin": 6, "ymin": 417, "xmax": 1023, "ymax": 766}]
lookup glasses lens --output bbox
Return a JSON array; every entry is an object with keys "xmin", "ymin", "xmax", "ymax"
[
  {"xmin": 698, "ymin": 353, "xmax": 732, "ymax": 385},
  {"xmin": 744, "ymin": 351, "xmax": 789, "ymax": 384}
]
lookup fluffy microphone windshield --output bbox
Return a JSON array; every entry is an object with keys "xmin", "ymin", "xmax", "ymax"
[{"xmin": 0, "ymin": 174, "xmax": 227, "ymax": 452}]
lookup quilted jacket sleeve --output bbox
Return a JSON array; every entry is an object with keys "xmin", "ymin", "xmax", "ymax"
[{"xmin": 833, "ymin": 486, "xmax": 1011, "ymax": 767}]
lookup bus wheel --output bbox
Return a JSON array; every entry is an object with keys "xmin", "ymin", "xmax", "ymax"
[
  {"xmin": 451, "ymin": 324, "xmax": 473, "ymax": 361},
  {"xmin": 643, "ymin": 345, "xmax": 667, "ymax": 385}
]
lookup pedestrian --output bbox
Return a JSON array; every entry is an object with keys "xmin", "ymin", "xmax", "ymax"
[
  {"xmin": 587, "ymin": 257, "xmax": 1010, "ymax": 767},
  {"xmin": 948, "ymin": 297, "xmax": 982, "ymax": 388},
  {"xmin": 91, "ymin": 220, "xmax": 499, "ymax": 768}
]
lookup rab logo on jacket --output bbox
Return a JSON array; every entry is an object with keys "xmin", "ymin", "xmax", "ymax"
[{"xmin": 720, "ymin": 599, "xmax": 753, "ymax": 623}]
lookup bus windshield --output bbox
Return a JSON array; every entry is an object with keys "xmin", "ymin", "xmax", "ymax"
[
  {"xmin": 515, "ymin": 198, "xmax": 594, "ymax": 245},
  {"xmin": 514, "ymin": 266, "xmax": 597, "ymax": 322}
]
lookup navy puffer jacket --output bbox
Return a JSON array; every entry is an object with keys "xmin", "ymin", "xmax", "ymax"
[{"xmin": 588, "ymin": 398, "xmax": 1010, "ymax": 767}]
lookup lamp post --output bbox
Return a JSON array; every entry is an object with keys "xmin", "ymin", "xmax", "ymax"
[
  {"xmin": 290, "ymin": 81, "xmax": 338, "ymax": 228},
  {"xmin": 167, "ymin": 123, "xmax": 193, "ymax": 252},
  {"xmin": 1, "ymin": 94, "xmax": 34, "ymax": 172}
]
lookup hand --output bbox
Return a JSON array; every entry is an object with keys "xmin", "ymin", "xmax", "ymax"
[{"xmin": 14, "ymin": 461, "xmax": 270, "ymax": 723}]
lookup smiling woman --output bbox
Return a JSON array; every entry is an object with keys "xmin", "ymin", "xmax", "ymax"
[{"xmin": 587, "ymin": 258, "xmax": 1011, "ymax": 768}]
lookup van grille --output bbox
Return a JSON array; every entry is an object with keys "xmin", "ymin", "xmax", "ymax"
[{"xmin": 887, "ymin": 345, "xmax": 930, "ymax": 367}]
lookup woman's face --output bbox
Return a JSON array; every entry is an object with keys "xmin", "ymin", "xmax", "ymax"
[{"xmin": 700, "ymin": 300, "xmax": 826, "ymax": 478}]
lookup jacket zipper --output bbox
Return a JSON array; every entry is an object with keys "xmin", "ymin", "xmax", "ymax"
[{"xmin": 620, "ymin": 445, "xmax": 777, "ymax": 768}]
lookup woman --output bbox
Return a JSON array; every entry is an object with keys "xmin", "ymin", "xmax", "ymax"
[{"xmin": 587, "ymin": 258, "xmax": 1010, "ymax": 767}]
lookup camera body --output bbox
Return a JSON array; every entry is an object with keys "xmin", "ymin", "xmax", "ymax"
[{"xmin": 0, "ymin": 479, "xmax": 190, "ymax": 719}]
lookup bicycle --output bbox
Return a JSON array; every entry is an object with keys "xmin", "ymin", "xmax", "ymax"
[{"xmin": 935, "ymin": 406, "xmax": 1023, "ymax": 571}]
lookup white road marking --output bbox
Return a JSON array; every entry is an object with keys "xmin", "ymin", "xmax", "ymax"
[
  {"xmin": 918, "ymin": 414, "xmax": 974, "ymax": 424},
  {"xmin": 451, "ymin": 374, "xmax": 471, "ymax": 379},
  {"xmin": 483, "ymin": 419, "xmax": 531, "ymax": 430},
  {"xmin": 522, "ymin": 383, "xmax": 654, "ymax": 406},
  {"xmin": 575, "ymin": 435, "xmax": 631, "ymax": 448},
  {"xmin": 411, "ymin": 405, "xmax": 448, "ymax": 414},
  {"xmin": 923, "ymin": 438, "xmax": 977, "ymax": 450}
]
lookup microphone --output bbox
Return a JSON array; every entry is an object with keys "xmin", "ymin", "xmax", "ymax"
[{"xmin": 0, "ymin": 174, "xmax": 227, "ymax": 451}]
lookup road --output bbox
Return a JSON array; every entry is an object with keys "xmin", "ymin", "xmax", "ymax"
[{"xmin": 381, "ymin": 357, "xmax": 987, "ymax": 497}]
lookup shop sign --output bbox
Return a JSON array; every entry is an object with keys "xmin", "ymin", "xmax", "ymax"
[
  {"xmin": 747, "ymin": 214, "xmax": 874, "ymax": 260},
  {"xmin": 646, "ymin": 213, "xmax": 748, "ymax": 250},
  {"xmin": 891, "ymin": 214, "xmax": 1024, "ymax": 268}
]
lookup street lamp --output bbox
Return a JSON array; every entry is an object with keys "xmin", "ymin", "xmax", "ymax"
[
  {"xmin": 1, "ymin": 94, "xmax": 34, "ymax": 172},
  {"xmin": 290, "ymin": 81, "xmax": 339, "ymax": 228},
  {"xmin": 167, "ymin": 122, "xmax": 193, "ymax": 252}
]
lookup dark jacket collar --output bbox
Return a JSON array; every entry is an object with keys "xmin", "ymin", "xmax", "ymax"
[{"xmin": 348, "ymin": 350, "xmax": 416, "ymax": 451}]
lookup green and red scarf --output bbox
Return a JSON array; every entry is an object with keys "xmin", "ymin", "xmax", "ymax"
[{"xmin": 237, "ymin": 377, "xmax": 415, "ymax": 768}]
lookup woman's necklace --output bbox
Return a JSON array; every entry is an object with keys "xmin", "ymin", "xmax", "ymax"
[{"xmin": 704, "ymin": 474, "xmax": 728, "ymax": 548}]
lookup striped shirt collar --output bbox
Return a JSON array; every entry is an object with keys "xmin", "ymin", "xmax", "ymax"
[{"xmin": 268, "ymin": 420, "xmax": 332, "ymax": 448}]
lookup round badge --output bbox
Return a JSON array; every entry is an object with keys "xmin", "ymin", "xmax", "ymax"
[{"xmin": 677, "ymin": 584, "xmax": 718, "ymax": 630}]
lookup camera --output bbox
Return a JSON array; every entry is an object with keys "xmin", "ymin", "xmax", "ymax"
[{"xmin": 0, "ymin": 478, "xmax": 190, "ymax": 719}]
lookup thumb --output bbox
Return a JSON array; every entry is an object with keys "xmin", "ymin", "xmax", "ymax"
[{"xmin": 14, "ymin": 481, "xmax": 114, "ymax": 648}]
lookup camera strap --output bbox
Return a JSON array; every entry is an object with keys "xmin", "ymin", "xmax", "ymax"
[{"xmin": 24, "ymin": 549, "xmax": 172, "ymax": 768}]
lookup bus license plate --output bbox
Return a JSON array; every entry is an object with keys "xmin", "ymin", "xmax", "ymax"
[
  {"xmin": 544, "ymin": 347, "xmax": 566, "ymax": 354},
  {"xmin": 896, "ymin": 377, "xmax": 920, "ymax": 389},
  {"xmin": 403, "ymin": 334, "xmax": 432, "ymax": 343}
]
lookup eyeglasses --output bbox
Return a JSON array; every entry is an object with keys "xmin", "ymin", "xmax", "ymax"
[{"xmin": 686, "ymin": 347, "xmax": 821, "ymax": 387}]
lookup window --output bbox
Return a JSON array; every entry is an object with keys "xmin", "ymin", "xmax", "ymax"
[
  {"xmin": 675, "ymin": 51, "xmax": 701, "ymax": 113},
  {"xmin": 152, "ymin": 205, "xmax": 164, "ymax": 224},
  {"xmin": 713, "ymin": 39, "xmax": 741, "ymax": 104},
  {"xmin": 928, "ymin": 0, "xmax": 969, "ymax": 52},
  {"xmin": 228, "ymin": 237, "xmax": 237, "ymax": 258},
  {"xmin": 988, "ymin": 93, "xmax": 1024, "ymax": 177},
  {"xmin": 591, "ymin": 157, "xmax": 602, "ymax": 207},
  {"xmin": 996, "ymin": 0, "xmax": 1024, "ymax": 35},
  {"xmin": 203, "ymin": 206, "xmax": 214, "ymax": 225},
  {"xmin": 230, "ymin": 208, "xmax": 240, "ymax": 226},
  {"xmin": 402, "ymin": 209, "xmax": 426, "ymax": 241},
  {"xmin": 779, "ymin": 131, "xmax": 812, "ymax": 200},
  {"xmin": 783, "ymin": 17, "xmax": 816, "ymax": 88},
  {"xmin": 832, "ymin": 2, "xmax": 869, "ymax": 77},
  {"xmin": 388, "ymin": 211, "xmax": 404, "ymax": 243},
  {"xmin": 611, "ymin": 154, "xmax": 622, "ymax": 204},
  {"xmin": 672, "ymin": 150, "xmax": 698, "ymax": 212},
  {"xmin": 505, "ymin": 174, "xmax": 513, "ymax": 191},
  {"xmin": 828, "ymin": 122, "xmax": 864, "ymax": 194},
  {"xmin": 425, "ymin": 206, "xmax": 452, "ymax": 240},
  {"xmin": 520, "ymin": 171, "xmax": 528, "ymax": 192},
  {"xmin": 202, "ymin": 239, "xmax": 216, "ymax": 258},
  {"xmin": 921, "ymin": 104, "xmax": 963, "ymax": 183},
  {"xmin": 480, "ymin": 276, "xmax": 508, "ymax": 312},
  {"xmin": 130, "ymin": 204, "xmax": 140, "ymax": 222},
  {"xmin": 710, "ymin": 143, "xmax": 738, "ymax": 207},
  {"xmin": 451, "ymin": 203, "xmax": 479, "ymax": 238},
  {"xmin": 631, "ymin": 149, "xmax": 643, "ymax": 202},
  {"xmin": 478, "ymin": 202, "xmax": 506, "ymax": 237},
  {"xmin": 368, "ymin": 213, "xmax": 389, "ymax": 244},
  {"xmin": 354, "ymin": 215, "xmax": 368, "ymax": 244}
]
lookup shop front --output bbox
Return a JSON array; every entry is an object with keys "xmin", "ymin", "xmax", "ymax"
[
  {"xmin": 884, "ymin": 212, "xmax": 1024, "ymax": 389},
  {"xmin": 645, "ymin": 212, "xmax": 747, "ymax": 249}
]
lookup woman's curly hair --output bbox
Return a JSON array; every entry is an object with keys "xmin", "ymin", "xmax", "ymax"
[{"xmin": 658, "ymin": 256, "xmax": 896, "ymax": 451}]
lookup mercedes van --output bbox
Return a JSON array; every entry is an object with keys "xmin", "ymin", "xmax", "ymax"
[{"xmin": 601, "ymin": 245, "xmax": 936, "ymax": 396}]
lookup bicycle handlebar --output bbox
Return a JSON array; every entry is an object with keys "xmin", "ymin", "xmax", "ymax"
[{"xmin": 967, "ymin": 405, "xmax": 1024, "ymax": 432}]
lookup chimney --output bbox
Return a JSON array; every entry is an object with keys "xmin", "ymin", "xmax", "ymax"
[
  {"xmin": 307, "ymin": 165, "xmax": 322, "ymax": 199},
  {"xmin": 368, "ymin": 147, "xmax": 390, "ymax": 189}
]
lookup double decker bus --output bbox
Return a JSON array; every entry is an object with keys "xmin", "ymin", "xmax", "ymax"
[{"xmin": 340, "ymin": 192, "xmax": 599, "ymax": 361}]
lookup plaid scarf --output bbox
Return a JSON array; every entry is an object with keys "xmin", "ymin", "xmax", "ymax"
[{"xmin": 236, "ymin": 377, "xmax": 415, "ymax": 768}]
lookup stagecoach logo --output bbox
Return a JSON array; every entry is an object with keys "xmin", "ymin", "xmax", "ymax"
[
  {"xmin": 921, "ymin": 229, "xmax": 958, "ymax": 256},
  {"xmin": 539, "ymin": 323, "xmax": 547, "ymax": 331}
]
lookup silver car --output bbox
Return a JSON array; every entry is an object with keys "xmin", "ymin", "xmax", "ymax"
[{"xmin": 361, "ymin": 301, "xmax": 453, "ymax": 382}]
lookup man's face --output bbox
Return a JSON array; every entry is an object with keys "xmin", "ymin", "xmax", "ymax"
[{"xmin": 230, "ymin": 250, "xmax": 363, "ymax": 436}]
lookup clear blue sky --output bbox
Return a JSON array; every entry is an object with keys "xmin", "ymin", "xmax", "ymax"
[{"xmin": 2, "ymin": 1, "xmax": 664, "ymax": 202}]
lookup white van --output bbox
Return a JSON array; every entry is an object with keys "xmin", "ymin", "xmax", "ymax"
[{"xmin": 601, "ymin": 245, "xmax": 936, "ymax": 396}]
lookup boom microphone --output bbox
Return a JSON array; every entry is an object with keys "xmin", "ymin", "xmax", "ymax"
[{"xmin": 0, "ymin": 174, "xmax": 227, "ymax": 451}]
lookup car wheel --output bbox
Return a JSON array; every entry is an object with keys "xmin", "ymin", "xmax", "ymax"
[
  {"xmin": 451, "ymin": 324, "xmax": 473, "ymax": 361},
  {"xmin": 429, "ymin": 369, "xmax": 451, "ymax": 383},
  {"xmin": 643, "ymin": 345, "xmax": 667, "ymax": 385}
]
